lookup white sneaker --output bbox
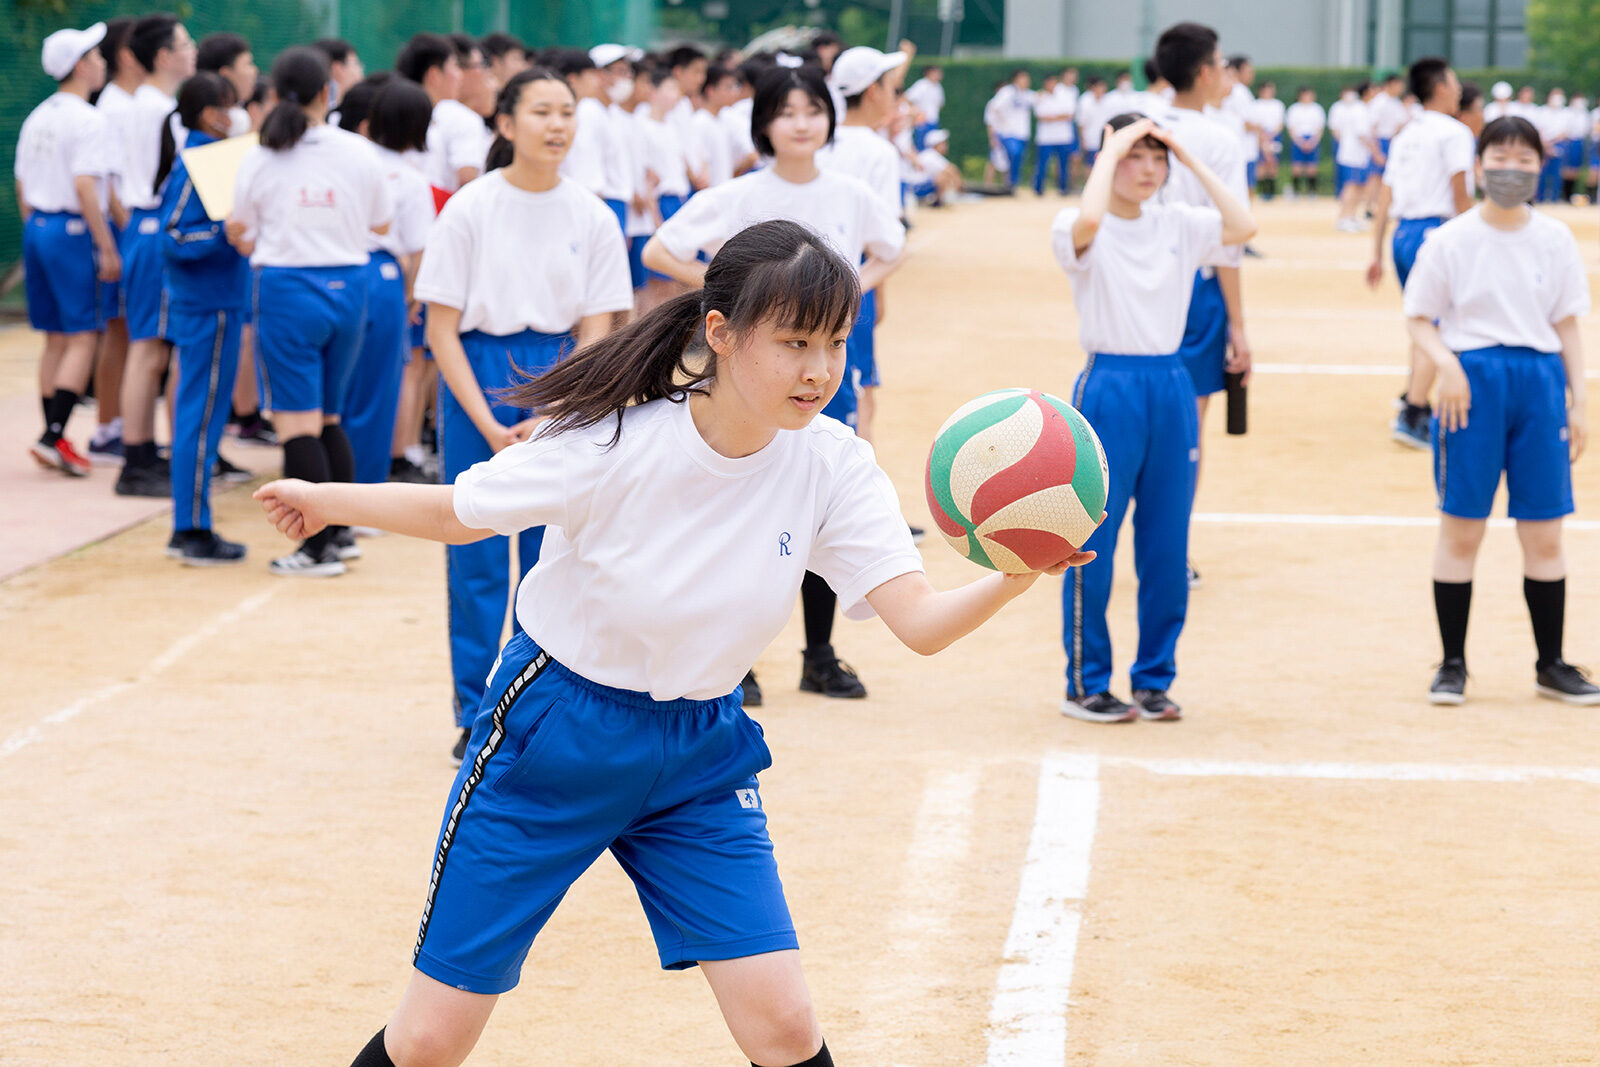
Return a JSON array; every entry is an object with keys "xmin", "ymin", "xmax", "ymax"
[{"xmin": 268, "ymin": 546, "xmax": 346, "ymax": 577}]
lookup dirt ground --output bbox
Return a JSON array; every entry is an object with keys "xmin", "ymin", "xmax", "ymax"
[{"xmin": 2, "ymin": 197, "xmax": 1599, "ymax": 1066}]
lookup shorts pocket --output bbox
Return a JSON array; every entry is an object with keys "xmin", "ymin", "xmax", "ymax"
[{"xmin": 492, "ymin": 694, "xmax": 568, "ymax": 793}]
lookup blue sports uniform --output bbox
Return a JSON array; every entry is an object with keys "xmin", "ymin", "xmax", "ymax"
[
  {"xmin": 999, "ymin": 136, "xmax": 1028, "ymax": 188},
  {"xmin": 642, "ymin": 194, "xmax": 686, "ymax": 283},
  {"xmin": 1034, "ymin": 142, "xmax": 1074, "ymax": 194},
  {"xmin": 23, "ymin": 212, "xmax": 103, "ymax": 335},
  {"xmin": 1290, "ymin": 138, "xmax": 1320, "ymax": 166},
  {"xmin": 158, "ymin": 131, "xmax": 249, "ymax": 533},
  {"xmin": 1177, "ymin": 268, "xmax": 1228, "ymax": 396},
  {"xmin": 122, "ymin": 207, "xmax": 171, "ymax": 342},
  {"xmin": 345, "ymin": 251, "xmax": 410, "ymax": 484},
  {"xmin": 252, "ymin": 264, "xmax": 370, "ymax": 415},
  {"xmin": 1391, "ymin": 216, "xmax": 1446, "ymax": 287}
]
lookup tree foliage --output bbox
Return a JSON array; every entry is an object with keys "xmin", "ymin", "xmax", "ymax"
[{"xmin": 1527, "ymin": 0, "xmax": 1600, "ymax": 92}]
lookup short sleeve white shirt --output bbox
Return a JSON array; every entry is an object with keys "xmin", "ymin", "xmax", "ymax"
[
  {"xmin": 1255, "ymin": 97, "xmax": 1286, "ymax": 137},
  {"xmin": 1335, "ymin": 103, "xmax": 1374, "ymax": 166},
  {"xmin": 560, "ymin": 96, "xmax": 623, "ymax": 200},
  {"xmin": 816, "ymin": 125, "xmax": 902, "ymax": 215},
  {"xmin": 452, "ymin": 397, "xmax": 924, "ymax": 699},
  {"xmin": 1286, "ymin": 101, "xmax": 1326, "ymax": 142},
  {"xmin": 690, "ymin": 108, "xmax": 735, "ymax": 187},
  {"xmin": 639, "ymin": 114, "xmax": 690, "ymax": 198},
  {"xmin": 414, "ymin": 172, "xmax": 633, "ymax": 335},
  {"xmin": 1034, "ymin": 86, "xmax": 1076, "ymax": 145},
  {"xmin": 370, "ymin": 144, "xmax": 433, "ymax": 258},
  {"xmin": 1224, "ymin": 83, "xmax": 1260, "ymax": 161},
  {"xmin": 15, "ymin": 93, "xmax": 112, "ymax": 214},
  {"xmin": 120, "ymin": 84, "xmax": 177, "ymax": 209},
  {"xmin": 232, "ymin": 125, "xmax": 394, "ymax": 267},
  {"xmin": 721, "ymin": 98, "xmax": 756, "ymax": 162},
  {"xmin": 991, "ymin": 85, "xmax": 1034, "ymax": 140},
  {"xmin": 1371, "ymin": 91, "xmax": 1409, "ymax": 138},
  {"xmin": 427, "ymin": 98, "xmax": 490, "ymax": 192},
  {"xmin": 1382, "ymin": 110, "xmax": 1476, "ymax": 219},
  {"xmin": 654, "ymin": 167, "xmax": 904, "ymax": 269},
  {"xmin": 96, "ymin": 82, "xmax": 136, "ymax": 204},
  {"xmin": 1077, "ymin": 93, "xmax": 1107, "ymax": 150},
  {"xmin": 904, "ymin": 77, "xmax": 944, "ymax": 125},
  {"xmin": 1403, "ymin": 209, "xmax": 1590, "ymax": 353},
  {"xmin": 1159, "ymin": 107, "xmax": 1248, "ymax": 268},
  {"xmin": 1052, "ymin": 202, "xmax": 1224, "ymax": 356}
]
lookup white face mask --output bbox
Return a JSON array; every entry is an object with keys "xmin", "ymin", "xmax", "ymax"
[
  {"xmin": 608, "ymin": 77, "xmax": 634, "ymax": 104},
  {"xmin": 228, "ymin": 108, "xmax": 251, "ymax": 137},
  {"xmin": 1551, "ymin": 95, "xmax": 1567, "ymax": 108}
]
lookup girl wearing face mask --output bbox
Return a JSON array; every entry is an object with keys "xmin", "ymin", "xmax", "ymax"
[
  {"xmin": 644, "ymin": 63, "xmax": 906, "ymax": 706},
  {"xmin": 154, "ymin": 71, "xmax": 248, "ymax": 565},
  {"xmin": 413, "ymin": 68, "xmax": 634, "ymax": 763},
  {"xmin": 1051, "ymin": 114, "xmax": 1255, "ymax": 724},
  {"xmin": 256, "ymin": 219, "xmax": 1093, "ymax": 1067},
  {"xmin": 1404, "ymin": 116, "xmax": 1597, "ymax": 707}
]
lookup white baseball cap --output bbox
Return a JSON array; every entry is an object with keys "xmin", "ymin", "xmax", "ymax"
[
  {"xmin": 1491, "ymin": 80, "xmax": 1512, "ymax": 100},
  {"xmin": 42, "ymin": 22, "xmax": 106, "ymax": 81},
  {"xmin": 828, "ymin": 46, "xmax": 907, "ymax": 97},
  {"xmin": 589, "ymin": 43, "xmax": 628, "ymax": 69}
]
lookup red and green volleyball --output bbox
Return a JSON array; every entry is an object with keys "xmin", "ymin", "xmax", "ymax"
[{"xmin": 924, "ymin": 388, "xmax": 1109, "ymax": 574}]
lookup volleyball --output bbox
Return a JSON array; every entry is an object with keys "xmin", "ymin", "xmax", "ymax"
[{"xmin": 924, "ymin": 389, "xmax": 1109, "ymax": 574}]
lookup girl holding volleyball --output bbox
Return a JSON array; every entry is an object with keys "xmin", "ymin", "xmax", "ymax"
[
  {"xmin": 412, "ymin": 67, "xmax": 634, "ymax": 761},
  {"xmin": 643, "ymin": 63, "xmax": 905, "ymax": 704},
  {"xmin": 1053, "ymin": 114, "xmax": 1255, "ymax": 723},
  {"xmin": 256, "ymin": 219, "xmax": 1095, "ymax": 1067}
]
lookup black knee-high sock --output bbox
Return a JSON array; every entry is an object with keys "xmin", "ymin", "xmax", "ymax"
[
  {"xmin": 1524, "ymin": 576, "xmax": 1565, "ymax": 669},
  {"xmin": 350, "ymin": 1028, "xmax": 396, "ymax": 1067},
  {"xmin": 283, "ymin": 434, "xmax": 334, "ymax": 551},
  {"xmin": 321, "ymin": 423, "xmax": 355, "ymax": 483},
  {"xmin": 754, "ymin": 1040, "xmax": 832, "ymax": 1067},
  {"xmin": 1589, "ymin": 180, "xmax": 1598, "ymax": 202},
  {"xmin": 1434, "ymin": 580, "xmax": 1472, "ymax": 663},
  {"xmin": 41, "ymin": 389, "xmax": 80, "ymax": 445},
  {"xmin": 1562, "ymin": 177, "xmax": 1576, "ymax": 202},
  {"xmin": 42, "ymin": 395, "xmax": 51, "ymax": 428},
  {"xmin": 801, "ymin": 571, "xmax": 837, "ymax": 655},
  {"xmin": 1308, "ymin": 173, "xmax": 1319, "ymax": 194}
]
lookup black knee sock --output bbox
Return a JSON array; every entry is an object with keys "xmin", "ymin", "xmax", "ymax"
[
  {"xmin": 42, "ymin": 395, "xmax": 51, "ymax": 428},
  {"xmin": 1308, "ymin": 174, "xmax": 1318, "ymax": 194},
  {"xmin": 1524, "ymin": 577, "xmax": 1565, "ymax": 669},
  {"xmin": 321, "ymin": 423, "xmax": 355, "ymax": 483},
  {"xmin": 41, "ymin": 389, "xmax": 80, "ymax": 445},
  {"xmin": 283, "ymin": 434, "xmax": 335, "ymax": 551},
  {"xmin": 350, "ymin": 1028, "xmax": 396, "ymax": 1067},
  {"xmin": 801, "ymin": 571, "xmax": 837, "ymax": 655},
  {"xmin": 755, "ymin": 1040, "xmax": 832, "ymax": 1067},
  {"xmin": 1589, "ymin": 180, "xmax": 1598, "ymax": 202},
  {"xmin": 1434, "ymin": 580, "xmax": 1472, "ymax": 663},
  {"xmin": 1562, "ymin": 177, "xmax": 1576, "ymax": 202}
]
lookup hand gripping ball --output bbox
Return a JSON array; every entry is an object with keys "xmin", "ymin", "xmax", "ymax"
[{"xmin": 924, "ymin": 388, "xmax": 1109, "ymax": 573}]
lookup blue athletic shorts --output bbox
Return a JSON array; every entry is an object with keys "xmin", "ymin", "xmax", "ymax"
[
  {"xmin": 412, "ymin": 633, "xmax": 795, "ymax": 994},
  {"xmin": 22, "ymin": 211, "xmax": 101, "ymax": 335},
  {"xmin": 121, "ymin": 209, "xmax": 169, "ymax": 342},
  {"xmin": 1246, "ymin": 159, "xmax": 1258, "ymax": 187},
  {"xmin": 252, "ymin": 264, "xmax": 369, "ymax": 414},
  {"xmin": 1290, "ymin": 142, "xmax": 1319, "ymax": 166},
  {"xmin": 644, "ymin": 194, "xmax": 685, "ymax": 283},
  {"xmin": 1433, "ymin": 346, "xmax": 1573, "ymax": 521},
  {"xmin": 1391, "ymin": 216, "xmax": 1445, "ymax": 288},
  {"xmin": 1337, "ymin": 163, "xmax": 1371, "ymax": 189},
  {"xmin": 628, "ymin": 235, "xmax": 648, "ymax": 290},
  {"xmin": 1178, "ymin": 270, "xmax": 1228, "ymax": 396},
  {"xmin": 99, "ymin": 220, "xmax": 124, "ymax": 322},
  {"xmin": 410, "ymin": 302, "xmax": 427, "ymax": 352},
  {"xmin": 1563, "ymin": 139, "xmax": 1585, "ymax": 169},
  {"xmin": 848, "ymin": 286, "xmax": 878, "ymax": 388}
]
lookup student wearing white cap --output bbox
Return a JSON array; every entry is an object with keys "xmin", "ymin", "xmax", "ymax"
[
  {"xmin": 590, "ymin": 43, "xmax": 639, "ymax": 234},
  {"xmin": 817, "ymin": 45, "xmax": 908, "ymax": 446},
  {"xmin": 17, "ymin": 21, "xmax": 117, "ymax": 477},
  {"xmin": 910, "ymin": 128, "xmax": 962, "ymax": 204},
  {"xmin": 1484, "ymin": 81, "xmax": 1513, "ymax": 122}
]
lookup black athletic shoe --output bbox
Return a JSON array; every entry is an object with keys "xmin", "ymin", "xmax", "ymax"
[
  {"xmin": 1060, "ymin": 691, "xmax": 1138, "ymax": 723},
  {"xmin": 389, "ymin": 456, "xmax": 435, "ymax": 484},
  {"xmin": 115, "ymin": 463, "xmax": 171, "ymax": 497},
  {"xmin": 330, "ymin": 527, "xmax": 363, "ymax": 561},
  {"xmin": 799, "ymin": 645, "xmax": 867, "ymax": 699},
  {"xmin": 1535, "ymin": 660, "xmax": 1600, "ymax": 705},
  {"xmin": 214, "ymin": 454, "xmax": 254, "ymax": 485},
  {"xmin": 740, "ymin": 669, "xmax": 763, "ymax": 708},
  {"xmin": 166, "ymin": 529, "xmax": 247, "ymax": 566},
  {"xmin": 1187, "ymin": 560, "xmax": 1202, "ymax": 590},
  {"xmin": 1428, "ymin": 658, "xmax": 1468, "ymax": 705},
  {"xmin": 451, "ymin": 727, "xmax": 471, "ymax": 765},
  {"xmin": 908, "ymin": 523, "xmax": 926, "ymax": 546},
  {"xmin": 1131, "ymin": 688, "xmax": 1183, "ymax": 721}
]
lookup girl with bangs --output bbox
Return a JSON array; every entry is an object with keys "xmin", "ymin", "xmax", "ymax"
[{"xmin": 255, "ymin": 220, "xmax": 1093, "ymax": 1067}]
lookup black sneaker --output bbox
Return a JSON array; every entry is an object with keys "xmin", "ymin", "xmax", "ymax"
[
  {"xmin": 1187, "ymin": 561, "xmax": 1202, "ymax": 590},
  {"xmin": 799, "ymin": 645, "xmax": 867, "ymax": 699},
  {"xmin": 330, "ymin": 527, "xmax": 363, "ymax": 561},
  {"xmin": 1428, "ymin": 658, "xmax": 1468, "ymax": 705},
  {"xmin": 214, "ymin": 454, "xmax": 254, "ymax": 485},
  {"xmin": 1131, "ymin": 688, "xmax": 1183, "ymax": 721},
  {"xmin": 115, "ymin": 463, "xmax": 171, "ymax": 497},
  {"xmin": 1535, "ymin": 660, "xmax": 1600, "ymax": 705},
  {"xmin": 1060, "ymin": 691, "xmax": 1138, "ymax": 723},
  {"xmin": 1392, "ymin": 404, "xmax": 1431, "ymax": 450},
  {"xmin": 389, "ymin": 456, "xmax": 435, "ymax": 484},
  {"xmin": 740, "ymin": 669, "xmax": 763, "ymax": 708},
  {"xmin": 451, "ymin": 727, "xmax": 471, "ymax": 765},
  {"xmin": 166, "ymin": 529, "xmax": 247, "ymax": 566},
  {"xmin": 267, "ymin": 542, "xmax": 346, "ymax": 577},
  {"xmin": 235, "ymin": 417, "xmax": 279, "ymax": 447}
]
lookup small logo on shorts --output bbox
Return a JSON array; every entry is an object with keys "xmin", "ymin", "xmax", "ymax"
[
  {"xmin": 735, "ymin": 788, "xmax": 760, "ymax": 810},
  {"xmin": 778, "ymin": 532, "xmax": 792, "ymax": 557}
]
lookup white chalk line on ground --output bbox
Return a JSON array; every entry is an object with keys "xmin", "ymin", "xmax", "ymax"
[
  {"xmin": 888, "ymin": 766, "xmax": 979, "ymax": 948},
  {"xmin": 1251, "ymin": 362, "xmax": 1600, "ymax": 379},
  {"xmin": 0, "ymin": 588, "xmax": 279, "ymax": 761},
  {"xmin": 1192, "ymin": 512, "xmax": 1600, "ymax": 532},
  {"xmin": 983, "ymin": 754, "xmax": 1100, "ymax": 1067},
  {"xmin": 1106, "ymin": 756, "xmax": 1600, "ymax": 785}
]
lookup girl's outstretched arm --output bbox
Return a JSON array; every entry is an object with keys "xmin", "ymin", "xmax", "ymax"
[{"xmin": 254, "ymin": 480, "xmax": 493, "ymax": 545}]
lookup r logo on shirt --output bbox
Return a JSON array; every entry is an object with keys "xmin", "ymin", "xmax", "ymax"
[{"xmin": 778, "ymin": 532, "xmax": 792, "ymax": 557}]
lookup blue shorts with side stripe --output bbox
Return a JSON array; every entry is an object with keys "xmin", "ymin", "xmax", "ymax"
[
  {"xmin": 412, "ymin": 633, "xmax": 796, "ymax": 994},
  {"xmin": 1392, "ymin": 216, "xmax": 1445, "ymax": 288}
]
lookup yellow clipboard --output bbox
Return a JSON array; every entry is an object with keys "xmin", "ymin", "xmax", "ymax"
[{"xmin": 180, "ymin": 132, "xmax": 258, "ymax": 221}]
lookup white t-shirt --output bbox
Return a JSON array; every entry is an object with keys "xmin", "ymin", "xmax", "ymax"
[
  {"xmin": 1100, "ymin": 86, "xmax": 1138, "ymax": 119},
  {"xmin": 1403, "ymin": 208, "xmax": 1590, "ymax": 354},
  {"xmin": 1370, "ymin": 91, "xmax": 1409, "ymax": 139},
  {"xmin": 615, "ymin": 106, "xmax": 654, "ymax": 239},
  {"xmin": 1382, "ymin": 110, "xmax": 1475, "ymax": 220},
  {"xmin": 1052, "ymin": 202, "xmax": 1225, "ymax": 356},
  {"xmin": 639, "ymin": 113, "xmax": 690, "ymax": 199},
  {"xmin": 1159, "ymin": 107, "xmax": 1248, "ymax": 269},
  {"xmin": 1484, "ymin": 100, "xmax": 1513, "ymax": 123},
  {"xmin": 989, "ymin": 85, "xmax": 1034, "ymax": 140},
  {"xmin": 120, "ymin": 84, "xmax": 177, "ymax": 210},
  {"xmin": 1532, "ymin": 104, "xmax": 1570, "ymax": 148},
  {"xmin": 427, "ymin": 98, "xmax": 491, "ymax": 192},
  {"xmin": 453, "ymin": 397, "xmax": 924, "ymax": 699},
  {"xmin": 560, "ymin": 96, "xmax": 624, "ymax": 200},
  {"xmin": 690, "ymin": 108, "xmax": 735, "ymax": 188},
  {"xmin": 15, "ymin": 92, "xmax": 112, "ymax": 214},
  {"xmin": 1034, "ymin": 85, "xmax": 1077, "ymax": 145},
  {"xmin": 1335, "ymin": 102, "xmax": 1374, "ymax": 166},
  {"xmin": 1255, "ymin": 97, "xmax": 1286, "ymax": 138},
  {"xmin": 816, "ymin": 125, "xmax": 902, "ymax": 215},
  {"xmin": 232, "ymin": 125, "xmax": 394, "ymax": 267},
  {"xmin": 414, "ymin": 172, "xmax": 633, "ymax": 335},
  {"xmin": 1285, "ymin": 101, "xmax": 1326, "ymax": 143},
  {"xmin": 912, "ymin": 147, "xmax": 954, "ymax": 183},
  {"xmin": 904, "ymin": 77, "xmax": 944, "ymax": 125},
  {"xmin": 654, "ymin": 167, "xmax": 905, "ymax": 269},
  {"xmin": 1224, "ymin": 83, "xmax": 1260, "ymax": 161},
  {"xmin": 369, "ymin": 144, "xmax": 433, "ymax": 258},
  {"xmin": 96, "ymin": 82, "xmax": 137, "ymax": 206},
  {"xmin": 1567, "ymin": 104, "xmax": 1591, "ymax": 141},
  {"xmin": 721, "ymin": 98, "xmax": 756, "ymax": 163},
  {"xmin": 1077, "ymin": 92, "xmax": 1108, "ymax": 150}
]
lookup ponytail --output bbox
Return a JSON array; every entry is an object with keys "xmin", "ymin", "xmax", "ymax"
[
  {"xmin": 260, "ymin": 46, "xmax": 330, "ymax": 152},
  {"xmin": 259, "ymin": 99, "xmax": 308, "ymax": 151},
  {"xmin": 155, "ymin": 107, "xmax": 182, "ymax": 192},
  {"xmin": 156, "ymin": 72, "xmax": 236, "ymax": 189},
  {"xmin": 485, "ymin": 134, "xmax": 513, "ymax": 172},
  {"xmin": 485, "ymin": 66, "xmax": 573, "ymax": 172}
]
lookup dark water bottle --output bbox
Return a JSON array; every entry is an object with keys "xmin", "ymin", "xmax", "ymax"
[{"xmin": 1224, "ymin": 371, "xmax": 1247, "ymax": 435}]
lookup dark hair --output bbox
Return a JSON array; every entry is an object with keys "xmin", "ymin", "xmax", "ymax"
[
  {"xmin": 367, "ymin": 78, "xmax": 433, "ymax": 153},
  {"xmin": 396, "ymin": 33, "xmax": 455, "ymax": 84},
  {"xmin": 156, "ymin": 71, "xmax": 235, "ymax": 189},
  {"xmin": 552, "ymin": 48, "xmax": 596, "ymax": 78},
  {"xmin": 665, "ymin": 44, "xmax": 706, "ymax": 72},
  {"xmin": 1297, "ymin": 84, "xmax": 1313, "ymax": 96},
  {"xmin": 1458, "ymin": 81, "xmax": 1483, "ymax": 112},
  {"xmin": 1086, "ymin": 76, "xmax": 1106, "ymax": 89},
  {"xmin": 247, "ymin": 77, "xmax": 270, "ymax": 107},
  {"xmin": 1354, "ymin": 79, "xmax": 1372, "ymax": 96},
  {"xmin": 334, "ymin": 71, "xmax": 395, "ymax": 132},
  {"xmin": 1142, "ymin": 57, "xmax": 1162, "ymax": 83},
  {"xmin": 1011, "ymin": 67, "xmax": 1028, "ymax": 80},
  {"xmin": 923, "ymin": 63, "xmax": 943, "ymax": 74},
  {"xmin": 129, "ymin": 13, "xmax": 182, "ymax": 75},
  {"xmin": 1226, "ymin": 54, "xmax": 1251, "ymax": 69},
  {"xmin": 196, "ymin": 32, "xmax": 250, "ymax": 74},
  {"xmin": 736, "ymin": 55, "xmax": 774, "ymax": 86},
  {"xmin": 1155, "ymin": 21, "xmax": 1218, "ymax": 93},
  {"xmin": 1106, "ymin": 111, "xmax": 1167, "ymax": 156},
  {"xmin": 484, "ymin": 67, "xmax": 574, "ymax": 171},
  {"xmin": 100, "ymin": 17, "xmax": 135, "ymax": 78},
  {"xmin": 1409, "ymin": 56, "xmax": 1451, "ymax": 104},
  {"xmin": 508, "ymin": 220, "xmax": 860, "ymax": 444},
  {"xmin": 1477, "ymin": 115, "xmax": 1542, "ymax": 158},
  {"xmin": 313, "ymin": 38, "xmax": 356, "ymax": 65},
  {"xmin": 1260, "ymin": 80, "xmax": 1276, "ymax": 91},
  {"xmin": 449, "ymin": 33, "xmax": 483, "ymax": 66},
  {"xmin": 704, "ymin": 64, "xmax": 737, "ymax": 91},
  {"xmin": 480, "ymin": 32, "xmax": 526, "ymax": 61},
  {"xmin": 260, "ymin": 47, "xmax": 330, "ymax": 151},
  {"xmin": 751, "ymin": 65, "xmax": 835, "ymax": 157}
]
